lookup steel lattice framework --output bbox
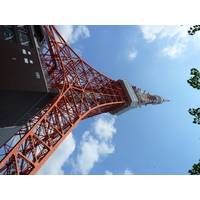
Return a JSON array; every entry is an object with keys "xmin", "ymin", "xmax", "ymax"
[{"xmin": 0, "ymin": 25, "xmax": 126, "ymax": 175}]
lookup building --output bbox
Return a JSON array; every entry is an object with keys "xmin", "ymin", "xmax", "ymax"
[{"xmin": 0, "ymin": 25, "xmax": 59, "ymax": 146}]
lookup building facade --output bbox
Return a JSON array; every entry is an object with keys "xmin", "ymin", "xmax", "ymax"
[{"xmin": 0, "ymin": 25, "xmax": 59, "ymax": 146}]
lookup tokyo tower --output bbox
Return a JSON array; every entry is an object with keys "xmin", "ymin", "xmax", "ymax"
[{"xmin": 0, "ymin": 25, "xmax": 168, "ymax": 175}]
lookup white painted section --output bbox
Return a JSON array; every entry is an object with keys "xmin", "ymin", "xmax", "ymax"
[{"xmin": 115, "ymin": 80, "xmax": 139, "ymax": 115}]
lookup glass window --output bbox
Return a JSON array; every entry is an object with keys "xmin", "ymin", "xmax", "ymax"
[
  {"xmin": 35, "ymin": 72, "xmax": 40, "ymax": 79},
  {"xmin": 22, "ymin": 49, "xmax": 26, "ymax": 54},
  {"xmin": 24, "ymin": 58, "xmax": 28, "ymax": 63},
  {"xmin": 17, "ymin": 25, "xmax": 27, "ymax": 30},
  {"xmin": 2, "ymin": 26, "xmax": 15, "ymax": 42},
  {"xmin": 18, "ymin": 30, "xmax": 32, "ymax": 47}
]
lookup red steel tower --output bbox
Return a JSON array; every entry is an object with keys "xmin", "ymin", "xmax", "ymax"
[{"xmin": 0, "ymin": 25, "xmax": 168, "ymax": 175}]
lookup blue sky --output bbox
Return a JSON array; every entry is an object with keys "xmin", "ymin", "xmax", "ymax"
[{"xmin": 37, "ymin": 25, "xmax": 200, "ymax": 175}]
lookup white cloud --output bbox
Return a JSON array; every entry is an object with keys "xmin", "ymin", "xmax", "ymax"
[
  {"xmin": 56, "ymin": 25, "xmax": 73, "ymax": 43},
  {"xmin": 104, "ymin": 168, "xmax": 133, "ymax": 175},
  {"xmin": 73, "ymin": 25, "xmax": 90, "ymax": 43},
  {"xmin": 128, "ymin": 50, "xmax": 137, "ymax": 60},
  {"xmin": 124, "ymin": 168, "xmax": 133, "ymax": 175},
  {"xmin": 56, "ymin": 25, "xmax": 90, "ymax": 44},
  {"xmin": 93, "ymin": 115, "xmax": 116, "ymax": 140},
  {"xmin": 139, "ymin": 25, "xmax": 189, "ymax": 43},
  {"xmin": 161, "ymin": 43, "xmax": 187, "ymax": 59},
  {"xmin": 139, "ymin": 25, "xmax": 191, "ymax": 58},
  {"xmin": 140, "ymin": 25, "xmax": 162, "ymax": 42},
  {"xmin": 73, "ymin": 114, "xmax": 116, "ymax": 175},
  {"xmin": 75, "ymin": 132, "xmax": 101, "ymax": 175},
  {"xmin": 105, "ymin": 170, "xmax": 113, "ymax": 175},
  {"xmin": 37, "ymin": 133, "xmax": 76, "ymax": 175}
]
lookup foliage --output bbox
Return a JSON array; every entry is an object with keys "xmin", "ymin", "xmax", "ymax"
[
  {"xmin": 187, "ymin": 68, "xmax": 200, "ymax": 124},
  {"xmin": 188, "ymin": 108, "xmax": 200, "ymax": 124},
  {"xmin": 188, "ymin": 159, "xmax": 200, "ymax": 175},
  {"xmin": 187, "ymin": 68, "xmax": 200, "ymax": 89},
  {"xmin": 187, "ymin": 26, "xmax": 200, "ymax": 175},
  {"xmin": 188, "ymin": 25, "xmax": 200, "ymax": 35}
]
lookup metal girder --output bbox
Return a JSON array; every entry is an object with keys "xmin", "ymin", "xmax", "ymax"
[{"xmin": 0, "ymin": 25, "xmax": 126, "ymax": 175}]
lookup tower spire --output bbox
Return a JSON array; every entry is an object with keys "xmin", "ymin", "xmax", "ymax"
[
  {"xmin": 110, "ymin": 80, "xmax": 168, "ymax": 115},
  {"xmin": 163, "ymin": 99, "xmax": 170, "ymax": 102}
]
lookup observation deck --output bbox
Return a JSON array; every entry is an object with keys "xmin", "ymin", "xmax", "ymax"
[{"xmin": 110, "ymin": 79, "xmax": 139, "ymax": 115}]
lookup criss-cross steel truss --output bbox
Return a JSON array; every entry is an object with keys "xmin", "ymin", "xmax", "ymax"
[{"xmin": 0, "ymin": 25, "xmax": 126, "ymax": 175}]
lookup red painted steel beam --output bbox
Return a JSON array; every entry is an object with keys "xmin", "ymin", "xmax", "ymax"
[{"xmin": 0, "ymin": 25, "xmax": 126, "ymax": 175}]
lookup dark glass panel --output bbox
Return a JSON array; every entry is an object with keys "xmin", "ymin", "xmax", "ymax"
[
  {"xmin": 2, "ymin": 26, "xmax": 15, "ymax": 42},
  {"xmin": 18, "ymin": 30, "xmax": 32, "ymax": 47}
]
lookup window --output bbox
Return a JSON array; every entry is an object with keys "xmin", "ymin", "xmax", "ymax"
[
  {"xmin": 18, "ymin": 30, "xmax": 31, "ymax": 47},
  {"xmin": 24, "ymin": 58, "xmax": 28, "ymax": 63},
  {"xmin": 30, "ymin": 60, "xmax": 33, "ymax": 64},
  {"xmin": 22, "ymin": 49, "xmax": 26, "ymax": 54},
  {"xmin": 2, "ymin": 25, "xmax": 33, "ymax": 47},
  {"xmin": 17, "ymin": 25, "xmax": 27, "ymax": 30},
  {"xmin": 35, "ymin": 72, "xmax": 40, "ymax": 79},
  {"xmin": 2, "ymin": 25, "xmax": 15, "ymax": 42}
]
